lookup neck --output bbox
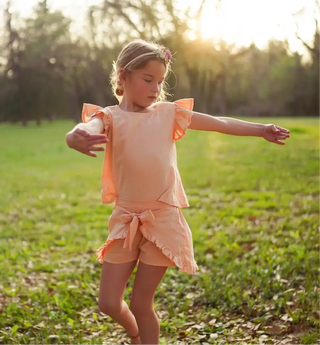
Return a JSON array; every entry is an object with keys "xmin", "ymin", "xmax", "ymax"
[{"xmin": 118, "ymin": 97, "xmax": 146, "ymax": 113}]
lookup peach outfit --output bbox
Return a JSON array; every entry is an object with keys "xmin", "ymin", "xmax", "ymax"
[{"xmin": 81, "ymin": 99, "xmax": 199, "ymax": 274}]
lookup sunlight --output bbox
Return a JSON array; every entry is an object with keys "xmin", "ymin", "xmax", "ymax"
[
  {"xmin": 2, "ymin": 0, "xmax": 316, "ymax": 54},
  {"xmin": 183, "ymin": 0, "xmax": 317, "ymax": 52}
]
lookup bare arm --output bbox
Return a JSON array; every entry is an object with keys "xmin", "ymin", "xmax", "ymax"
[
  {"xmin": 188, "ymin": 111, "xmax": 264, "ymax": 136},
  {"xmin": 65, "ymin": 117, "xmax": 108, "ymax": 157},
  {"xmin": 70, "ymin": 116, "xmax": 105, "ymax": 135},
  {"xmin": 188, "ymin": 111, "xmax": 290, "ymax": 145}
]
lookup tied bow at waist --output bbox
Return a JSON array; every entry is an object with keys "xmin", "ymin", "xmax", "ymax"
[{"xmin": 119, "ymin": 209, "xmax": 155, "ymax": 251}]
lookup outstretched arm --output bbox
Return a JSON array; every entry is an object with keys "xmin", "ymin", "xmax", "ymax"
[{"xmin": 188, "ymin": 111, "xmax": 290, "ymax": 145}]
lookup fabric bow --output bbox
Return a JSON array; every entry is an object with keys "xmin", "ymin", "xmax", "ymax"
[{"xmin": 120, "ymin": 210, "xmax": 155, "ymax": 251}]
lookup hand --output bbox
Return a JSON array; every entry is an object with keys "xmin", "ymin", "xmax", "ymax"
[
  {"xmin": 66, "ymin": 128, "xmax": 108, "ymax": 157},
  {"xmin": 262, "ymin": 124, "xmax": 290, "ymax": 145}
]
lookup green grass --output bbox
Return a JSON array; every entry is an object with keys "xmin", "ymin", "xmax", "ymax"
[{"xmin": 0, "ymin": 117, "xmax": 319, "ymax": 344}]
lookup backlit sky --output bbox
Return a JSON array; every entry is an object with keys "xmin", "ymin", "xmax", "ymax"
[{"xmin": 0, "ymin": 0, "xmax": 318, "ymax": 55}]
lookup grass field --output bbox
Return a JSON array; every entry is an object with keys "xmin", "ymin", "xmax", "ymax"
[{"xmin": 0, "ymin": 117, "xmax": 319, "ymax": 345}]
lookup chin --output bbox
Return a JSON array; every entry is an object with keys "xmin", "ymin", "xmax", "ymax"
[
  {"xmin": 149, "ymin": 98, "xmax": 158, "ymax": 104},
  {"xmin": 137, "ymin": 99, "xmax": 156, "ymax": 108},
  {"xmin": 144, "ymin": 101, "xmax": 154, "ymax": 107}
]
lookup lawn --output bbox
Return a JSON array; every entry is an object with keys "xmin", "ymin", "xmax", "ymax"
[{"xmin": 0, "ymin": 117, "xmax": 319, "ymax": 344}]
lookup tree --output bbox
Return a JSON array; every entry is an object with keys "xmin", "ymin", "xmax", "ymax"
[
  {"xmin": 292, "ymin": 0, "xmax": 319, "ymax": 115},
  {"xmin": 0, "ymin": 0, "xmax": 318, "ymax": 124}
]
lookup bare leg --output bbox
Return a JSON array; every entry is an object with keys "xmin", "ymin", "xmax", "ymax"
[
  {"xmin": 129, "ymin": 261, "xmax": 168, "ymax": 345},
  {"xmin": 98, "ymin": 260, "xmax": 140, "ymax": 342}
]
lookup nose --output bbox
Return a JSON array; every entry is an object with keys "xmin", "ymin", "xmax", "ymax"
[{"xmin": 152, "ymin": 82, "xmax": 161, "ymax": 93}]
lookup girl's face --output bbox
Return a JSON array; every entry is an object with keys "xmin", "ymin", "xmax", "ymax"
[{"xmin": 121, "ymin": 59, "xmax": 166, "ymax": 108}]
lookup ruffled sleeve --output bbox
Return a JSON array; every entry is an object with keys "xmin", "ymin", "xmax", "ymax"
[
  {"xmin": 81, "ymin": 103, "xmax": 111, "ymax": 137},
  {"xmin": 173, "ymin": 98, "xmax": 194, "ymax": 141}
]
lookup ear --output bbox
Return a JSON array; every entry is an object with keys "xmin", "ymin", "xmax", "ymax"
[{"xmin": 119, "ymin": 68, "xmax": 128, "ymax": 84}]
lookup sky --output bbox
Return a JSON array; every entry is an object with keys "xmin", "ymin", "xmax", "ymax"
[{"xmin": 0, "ymin": 0, "xmax": 318, "ymax": 55}]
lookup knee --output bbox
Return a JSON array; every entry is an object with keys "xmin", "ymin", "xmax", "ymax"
[
  {"xmin": 98, "ymin": 299, "xmax": 121, "ymax": 317},
  {"xmin": 130, "ymin": 297, "xmax": 152, "ymax": 317}
]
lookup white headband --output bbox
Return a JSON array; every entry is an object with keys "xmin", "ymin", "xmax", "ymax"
[
  {"xmin": 123, "ymin": 49, "xmax": 172, "ymax": 70},
  {"xmin": 123, "ymin": 52, "xmax": 157, "ymax": 69}
]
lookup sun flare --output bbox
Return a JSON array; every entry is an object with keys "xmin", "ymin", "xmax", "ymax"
[{"xmin": 182, "ymin": 0, "xmax": 315, "ymax": 52}]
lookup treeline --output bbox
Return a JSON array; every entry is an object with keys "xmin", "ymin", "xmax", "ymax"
[{"xmin": 0, "ymin": 0, "xmax": 318, "ymax": 126}]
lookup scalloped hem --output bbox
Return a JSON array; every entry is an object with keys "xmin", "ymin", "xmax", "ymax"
[
  {"xmin": 142, "ymin": 229, "xmax": 198, "ymax": 274},
  {"xmin": 96, "ymin": 234, "xmax": 127, "ymax": 263}
]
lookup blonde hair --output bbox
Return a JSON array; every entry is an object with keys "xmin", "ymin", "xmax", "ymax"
[{"xmin": 110, "ymin": 39, "xmax": 172, "ymax": 102}]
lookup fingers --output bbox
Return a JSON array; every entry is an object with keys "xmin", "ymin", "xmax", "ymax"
[
  {"xmin": 273, "ymin": 124, "xmax": 290, "ymax": 140},
  {"xmin": 274, "ymin": 135, "xmax": 287, "ymax": 144},
  {"xmin": 88, "ymin": 146, "xmax": 105, "ymax": 151},
  {"xmin": 274, "ymin": 125, "xmax": 290, "ymax": 133},
  {"xmin": 274, "ymin": 137, "xmax": 288, "ymax": 145},
  {"xmin": 88, "ymin": 138, "xmax": 108, "ymax": 145},
  {"xmin": 82, "ymin": 146, "xmax": 105, "ymax": 158},
  {"xmin": 78, "ymin": 144, "xmax": 104, "ymax": 156},
  {"xmin": 75, "ymin": 128, "xmax": 108, "ymax": 141},
  {"xmin": 75, "ymin": 128, "xmax": 90, "ymax": 137},
  {"xmin": 87, "ymin": 134, "xmax": 108, "ymax": 141},
  {"xmin": 83, "ymin": 150, "xmax": 98, "ymax": 157},
  {"xmin": 282, "ymin": 127, "xmax": 290, "ymax": 133}
]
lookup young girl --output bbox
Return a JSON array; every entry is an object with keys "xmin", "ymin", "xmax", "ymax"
[{"xmin": 65, "ymin": 39, "xmax": 290, "ymax": 344}]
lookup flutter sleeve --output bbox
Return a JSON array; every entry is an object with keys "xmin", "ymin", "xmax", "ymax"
[
  {"xmin": 81, "ymin": 103, "xmax": 111, "ymax": 137},
  {"xmin": 173, "ymin": 98, "xmax": 194, "ymax": 141}
]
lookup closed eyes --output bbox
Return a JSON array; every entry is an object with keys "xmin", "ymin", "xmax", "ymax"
[{"xmin": 144, "ymin": 79, "xmax": 162, "ymax": 85}]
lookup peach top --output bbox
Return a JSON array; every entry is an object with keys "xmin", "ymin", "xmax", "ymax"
[{"xmin": 81, "ymin": 99, "xmax": 194, "ymax": 208}]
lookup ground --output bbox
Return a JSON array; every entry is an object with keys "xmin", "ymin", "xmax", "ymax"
[{"xmin": 0, "ymin": 117, "xmax": 318, "ymax": 344}]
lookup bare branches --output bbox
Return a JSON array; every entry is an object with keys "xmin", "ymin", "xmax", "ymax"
[
  {"xmin": 296, "ymin": 33, "xmax": 316, "ymax": 54},
  {"xmin": 292, "ymin": 1, "xmax": 319, "ymax": 57},
  {"xmin": 195, "ymin": 0, "xmax": 207, "ymax": 39},
  {"xmin": 102, "ymin": 0, "xmax": 144, "ymax": 36}
]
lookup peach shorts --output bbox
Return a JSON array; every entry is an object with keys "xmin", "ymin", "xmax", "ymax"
[{"xmin": 103, "ymin": 199, "xmax": 177, "ymax": 267}]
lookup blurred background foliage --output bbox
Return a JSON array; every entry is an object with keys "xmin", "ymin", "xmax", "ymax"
[{"xmin": 0, "ymin": 0, "xmax": 319, "ymax": 125}]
